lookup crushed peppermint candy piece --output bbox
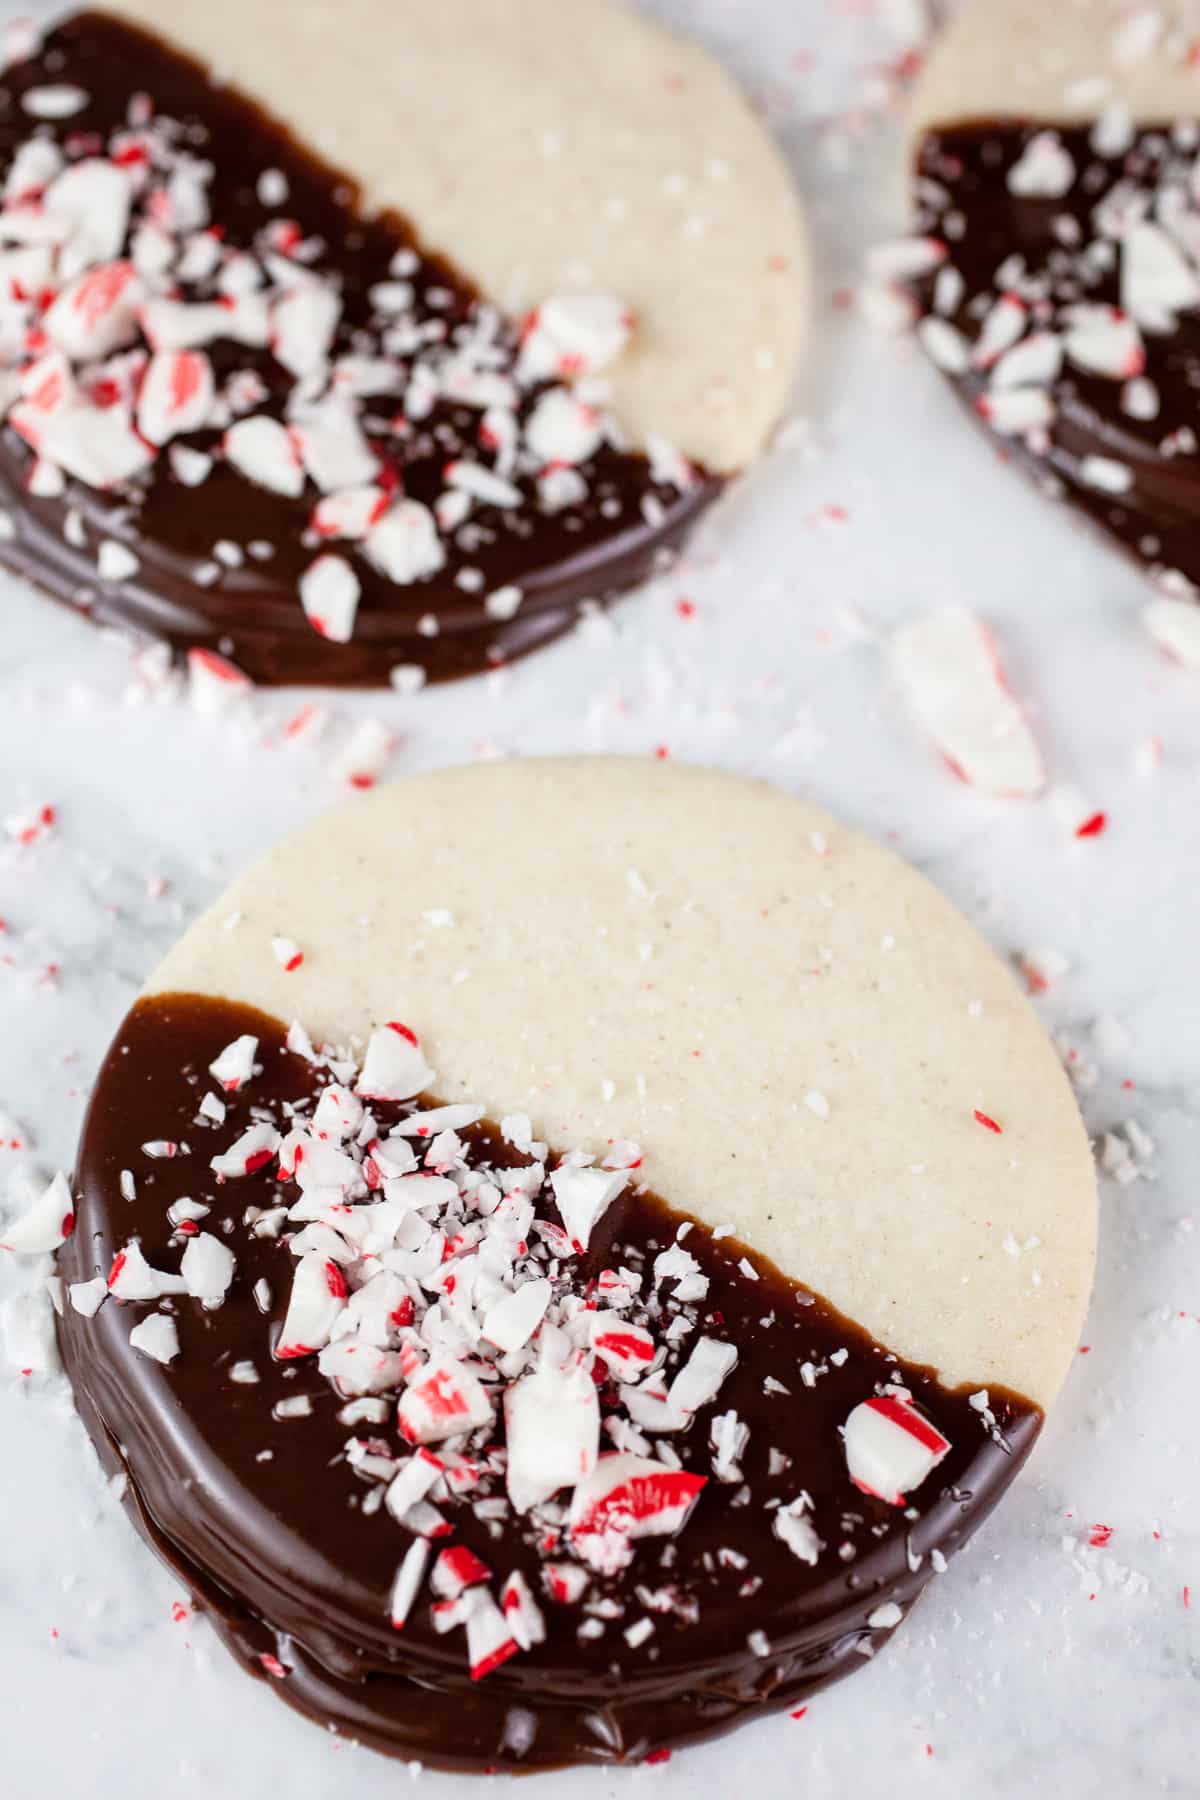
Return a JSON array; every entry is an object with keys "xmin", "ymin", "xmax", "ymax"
[
  {"xmin": 569, "ymin": 1454, "xmax": 707, "ymax": 1574},
  {"xmin": 890, "ymin": 606, "xmax": 1044, "ymax": 797},
  {"xmin": 505, "ymin": 1355, "xmax": 600, "ymax": 1513},
  {"xmin": 518, "ymin": 293, "xmax": 633, "ymax": 382},
  {"xmin": 209, "ymin": 1035, "xmax": 257, "ymax": 1093},
  {"xmin": 299, "ymin": 554, "xmax": 360, "ymax": 643},
  {"xmin": 1, "ymin": 1170, "xmax": 74, "ymax": 1254},
  {"xmin": 398, "ymin": 1351, "xmax": 494, "ymax": 1445},
  {"xmin": 843, "ymin": 1393, "xmax": 951, "ymax": 1506},
  {"xmin": 180, "ymin": 1231, "xmax": 236, "ymax": 1306},
  {"xmin": 224, "ymin": 415, "xmax": 304, "ymax": 497},
  {"xmin": 128, "ymin": 1312, "xmax": 180, "ymax": 1365},
  {"xmin": 356, "ymin": 1024, "xmax": 434, "ymax": 1101},
  {"xmin": 550, "ymin": 1163, "xmax": 627, "ymax": 1252}
]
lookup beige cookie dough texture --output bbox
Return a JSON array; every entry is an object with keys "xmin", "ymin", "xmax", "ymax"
[
  {"xmin": 110, "ymin": 0, "xmax": 807, "ymax": 472},
  {"xmin": 146, "ymin": 759, "xmax": 1096, "ymax": 1411},
  {"xmin": 912, "ymin": 0, "xmax": 1200, "ymax": 143}
]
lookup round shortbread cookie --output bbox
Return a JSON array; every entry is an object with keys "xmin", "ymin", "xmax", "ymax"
[
  {"xmin": 0, "ymin": 9, "xmax": 807, "ymax": 684},
  {"xmin": 47, "ymin": 760, "xmax": 1096, "ymax": 1770},
  {"xmin": 904, "ymin": 0, "xmax": 1200, "ymax": 602}
]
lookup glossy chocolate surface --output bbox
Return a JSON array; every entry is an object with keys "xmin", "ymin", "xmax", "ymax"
[
  {"xmin": 0, "ymin": 14, "xmax": 718, "ymax": 684},
  {"xmin": 913, "ymin": 118, "xmax": 1200, "ymax": 594},
  {"xmin": 58, "ymin": 994, "xmax": 1040, "ymax": 1771}
]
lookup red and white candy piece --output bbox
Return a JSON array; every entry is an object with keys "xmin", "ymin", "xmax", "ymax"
[
  {"xmin": 275, "ymin": 1252, "xmax": 347, "ymax": 1358},
  {"xmin": 397, "ymin": 1351, "xmax": 494, "ymax": 1444},
  {"xmin": 774, "ymin": 1495, "xmax": 821, "ymax": 1565},
  {"xmin": 224, "ymin": 415, "xmax": 304, "ymax": 497},
  {"xmin": 1120, "ymin": 221, "xmax": 1200, "ymax": 330},
  {"xmin": 44, "ymin": 261, "xmax": 144, "ymax": 361},
  {"xmin": 588, "ymin": 1314, "xmax": 656, "ymax": 1381},
  {"xmin": 430, "ymin": 1544, "xmax": 492, "ymax": 1600},
  {"xmin": 1006, "ymin": 131, "xmax": 1075, "ymax": 199},
  {"xmin": 665, "ymin": 1335, "xmax": 737, "ymax": 1422},
  {"xmin": 364, "ymin": 499, "xmax": 445, "ymax": 584},
  {"xmin": 549, "ymin": 1163, "xmax": 627, "ymax": 1252},
  {"xmin": 209, "ymin": 1034, "xmax": 257, "ymax": 1093},
  {"xmin": 889, "ymin": 605, "xmax": 1045, "ymax": 797},
  {"xmin": 210, "ymin": 1121, "xmax": 280, "ymax": 1178},
  {"xmin": 500, "ymin": 1570, "xmax": 547, "ymax": 1651},
  {"xmin": 137, "ymin": 350, "xmax": 215, "ymax": 445},
  {"xmin": 524, "ymin": 388, "xmax": 604, "ymax": 466},
  {"xmin": 568, "ymin": 1453, "xmax": 707, "ymax": 1574},
  {"xmin": 843, "ymin": 1392, "xmax": 951, "ymax": 1505},
  {"xmin": 107, "ymin": 1241, "xmax": 188, "ymax": 1302},
  {"xmin": 45, "ymin": 159, "xmax": 132, "ymax": 269},
  {"xmin": 465, "ymin": 1590, "xmax": 519, "ymax": 1681},
  {"xmin": 0, "ymin": 1170, "xmax": 74, "ymax": 1254},
  {"xmin": 356, "ymin": 1024, "xmax": 434, "ymax": 1102},
  {"xmin": 481, "ymin": 1275, "xmax": 551, "ymax": 1354},
  {"xmin": 971, "ymin": 294, "xmax": 1026, "ymax": 371},
  {"xmin": 518, "ymin": 293, "xmax": 633, "ymax": 383},
  {"xmin": 186, "ymin": 648, "xmax": 253, "ymax": 718},
  {"xmin": 299, "ymin": 554, "xmax": 360, "ymax": 643},
  {"xmin": 388, "ymin": 1538, "xmax": 430, "ymax": 1630},
  {"xmin": 1062, "ymin": 304, "xmax": 1144, "ymax": 381},
  {"xmin": 128, "ymin": 1312, "xmax": 180, "ymax": 1365},
  {"xmin": 291, "ymin": 399, "xmax": 378, "ymax": 493},
  {"xmin": 311, "ymin": 482, "xmax": 389, "ymax": 542},
  {"xmin": 271, "ymin": 280, "xmax": 341, "ymax": 378},
  {"xmin": 180, "ymin": 1231, "xmax": 236, "ymax": 1306},
  {"xmin": 140, "ymin": 294, "xmax": 270, "ymax": 352},
  {"xmin": 504, "ymin": 1355, "xmax": 600, "ymax": 1513}
]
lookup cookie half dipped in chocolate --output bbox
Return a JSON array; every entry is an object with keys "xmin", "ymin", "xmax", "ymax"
[
  {"xmin": 904, "ymin": 0, "xmax": 1200, "ymax": 612},
  {"xmin": 0, "ymin": 6, "xmax": 808, "ymax": 683},
  {"xmin": 23, "ymin": 760, "xmax": 1099, "ymax": 1770}
]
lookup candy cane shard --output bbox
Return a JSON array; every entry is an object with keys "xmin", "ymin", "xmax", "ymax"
[
  {"xmin": 549, "ymin": 1163, "xmax": 627, "ymax": 1252},
  {"xmin": 889, "ymin": 605, "xmax": 1045, "ymax": 797},
  {"xmin": 569, "ymin": 1454, "xmax": 708, "ymax": 1574},
  {"xmin": 517, "ymin": 293, "xmax": 633, "ymax": 383},
  {"xmin": 128, "ymin": 1312, "xmax": 180, "ymax": 1365},
  {"xmin": 209, "ymin": 1034, "xmax": 258, "ymax": 1093},
  {"xmin": 223, "ymin": 415, "xmax": 304, "ymax": 497},
  {"xmin": 107, "ymin": 1241, "xmax": 188, "ymax": 1302},
  {"xmin": 389, "ymin": 1537, "xmax": 430, "ymax": 1629},
  {"xmin": 500, "ymin": 1570, "xmax": 547, "ymax": 1651},
  {"xmin": 774, "ymin": 1495, "xmax": 822, "ymax": 1565},
  {"xmin": 397, "ymin": 1350, "xmax": 494, "ymax": 1444},
  {"xmin": 504, "ymin": 1354, "xmax": 600, "ymax": 1513},
  {"xmin": 299, "ymin": 554, "xmax": 360, "ymax": 643},
  {"xmin": 0, "ymin": 1169, "xmax": 74, "ymax": 1254},
  {"xmin": 355, "ymin": 1024, "xmax": 435, "ymax": 1101},
  {"xmin": 180, "ymin": 1231, "xmax": 236, "ymax": 1306},
  {"xmin": 842, "ymin": 1393, "xmax": 951, "ymax": 1506},
  {"xmin": 137, "ymin": 349, "xmax": 215, "ymax": 444},
  {"xmin": 275, "ymin": 1251, "xmax": 347, "ymax": 1358}
]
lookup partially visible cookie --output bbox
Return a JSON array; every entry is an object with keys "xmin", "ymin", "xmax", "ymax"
[
  {"xmin": 0, "ymin": 6, "xmax": 808, "ymax": 682},
  {"xmin": 905, "ymin": 0, "xmax": 1200, "ymax": 598},
  {"xmin": 34, "ymin": 759, "xmax": 1096, "ymax": 1770}
]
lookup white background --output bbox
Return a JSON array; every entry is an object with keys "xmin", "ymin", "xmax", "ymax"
[{"xmin": 1, "ymin": 3, "xmax": 1197, "ymax": 1796}]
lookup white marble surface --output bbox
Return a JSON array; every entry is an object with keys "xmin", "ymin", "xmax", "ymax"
[{"xmin": 1, "ymin": 3, "xmax": 1198, "ymax": 1796}]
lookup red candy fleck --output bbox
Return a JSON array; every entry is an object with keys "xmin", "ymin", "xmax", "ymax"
[{"xmin": 973, "ymin": 1109, "xmax": 1003, "ymax": 1134}]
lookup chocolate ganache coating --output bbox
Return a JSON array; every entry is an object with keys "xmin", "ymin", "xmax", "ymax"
[
  {"xmin": 912, "ymin": 116, "xmax": 1200, "ymax": 597},
  {"xmin": 57, "ymin": 995, "xmax": 1040, "ymax": 1772},
  {"xmin": 0, "ymin": 14, "xmax": 719, "ymax": 685}
]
